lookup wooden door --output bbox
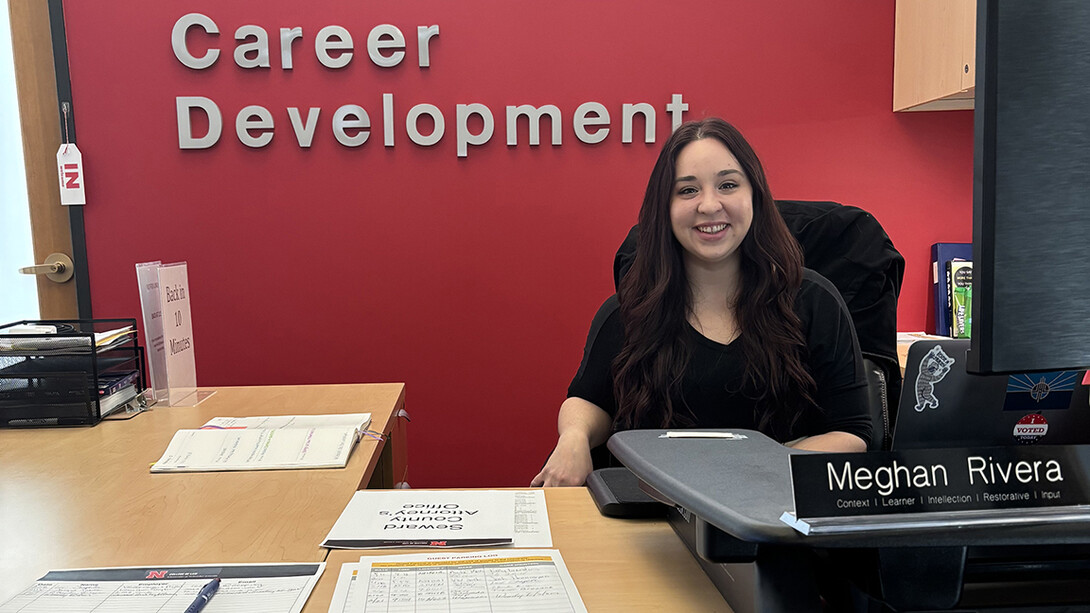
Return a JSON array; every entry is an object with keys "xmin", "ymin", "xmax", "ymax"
[{"xmin": 9, "ymin": 0, "xmax": 82, "ymax": 319}]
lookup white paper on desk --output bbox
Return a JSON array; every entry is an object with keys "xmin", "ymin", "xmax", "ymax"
[
  {"xmin": 513, "ymin": 489, "xmax": 552, "ymax": 547},
  {"xmin": 322, "ymin": 490, "xmax": 516, "ymax": 549},
  {"xmin": 0, "ymin": 562, "xmax": 324, "ymax": 613},
  {"xmin": 202, "ymin": 413, "xmax": 372, "ymax": 430},
  {"xmin": 349, "ymin": 549, "xmax": 587, "ymax": 613},
  {"xmin": 150, "ymin": 426, "xmax": 359, "ymax": 472},
  {"xmin": 327, "ymin": 563, "xmax": 363, "ymax": 613},
  {"xmin": 0, "ymin": 325, "xmax": 133, "ymax": 353},
  {"xmin": 896, "ymin": 331, "xmax": 950, "ymax": 343}
]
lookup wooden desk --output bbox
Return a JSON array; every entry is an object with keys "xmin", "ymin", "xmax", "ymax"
[
  {"xmin": 0, "ymin": 383, "xmax": 405, "ymax": 603},
  {"xmin": 303, "ymin": 488, "xmax": 730, "ymax": 613},
  {"xmin": 897, "ymin": 334, "xmax": 952, "ymax": 376},
  {"xmin": 898, "ymin": 339, "xmax": 911, "ymax": 375}
]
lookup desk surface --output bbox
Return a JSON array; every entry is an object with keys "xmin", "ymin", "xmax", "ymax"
[
  {"xmin": 0, "ymin": 383, "xmax": 405, "ymax": 603},
  {"xmin": 303, "ymin": 488, "xmax": 730, "ymax": 613}
]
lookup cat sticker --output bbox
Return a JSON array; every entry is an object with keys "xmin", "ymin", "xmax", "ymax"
[{"xmin": 915, "ymin": 344, "xmax": 954, "ymax": 412}]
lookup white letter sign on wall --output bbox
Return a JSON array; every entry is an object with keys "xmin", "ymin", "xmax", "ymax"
[
  {"xmin": 177, "ymin": 97, "xmax": 223, "ymax": 149},
  {"xmin": 172, "ymin": 13, "xmax": 220, "ymax": 69}
]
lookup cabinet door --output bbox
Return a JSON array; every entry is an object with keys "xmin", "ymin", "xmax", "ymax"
[
  {"xmin": 893, "ymin": 0, "xmax": 976, "ymax": 112},
  {"xmin": 958, "ymin": 0, "xmax": 976, "ymax": 92}
]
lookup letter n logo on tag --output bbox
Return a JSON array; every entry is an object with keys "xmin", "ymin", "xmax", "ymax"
[
  {"xmin": 62, "ymin": 164, "xmax": 80, "ymax": 188},
  {"xmin": 56, "ymin": 144, "xmax": 86, "ymax": 205}
]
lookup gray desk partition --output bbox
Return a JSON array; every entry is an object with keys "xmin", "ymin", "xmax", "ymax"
[
  {"xmin": 608, "ymin": 429, "xmax": 1090, "ymax": 612},
  {"xmin": 609, "ymin": 429, "xmax": 1090, "ymax": 548},
  {"xmin": 609, "ymin": 429, "xmax": 800, "ymax": 542}
]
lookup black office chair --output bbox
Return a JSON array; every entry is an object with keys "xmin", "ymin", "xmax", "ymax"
[{"xmin": 612, "ymin": 200, "xmax": 905, "ymax": 452}]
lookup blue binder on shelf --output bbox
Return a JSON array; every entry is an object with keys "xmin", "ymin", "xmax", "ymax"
[{"xmin": 930, "ymin": 242, "xmax": 971, "ymax": 336}]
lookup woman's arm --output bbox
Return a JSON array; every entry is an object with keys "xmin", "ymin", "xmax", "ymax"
[
  {"xmin": 530, "ymin": 397, "xmax": 613, "ymax": 487},
  {"xmin": 796, "ymin": 271, "xmax": 874, "ymax": 448},
  {"xmin": 787, "ymin": 431, "xmax": 866, "ymax": 453}
]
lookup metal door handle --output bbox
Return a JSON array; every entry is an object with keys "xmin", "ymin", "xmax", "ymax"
[
  {"xmin": 19, "ymin": 253, "xmax": 74, "ymax": 283},
  {"xmin": 20, "ymin": 263, "xmax": 63, "ymax": 274}
]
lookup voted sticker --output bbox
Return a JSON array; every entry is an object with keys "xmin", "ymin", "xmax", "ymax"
[{"xmin": 1013, "ymin": 413, "xmax": 1049, "ymax": 445}]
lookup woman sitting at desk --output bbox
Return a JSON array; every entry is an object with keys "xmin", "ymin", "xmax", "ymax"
[{"xmin": 532, "ymin": 118, "xmax": 871, "ymax": 487}]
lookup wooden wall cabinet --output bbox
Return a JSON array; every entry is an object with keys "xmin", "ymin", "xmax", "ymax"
[{"xmin": 893, "ymin": 0, "xmax": 976, "ymax": 112}]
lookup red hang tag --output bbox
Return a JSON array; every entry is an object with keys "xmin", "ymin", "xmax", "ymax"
[{"xmin": 56, "ymin": 144, "xmax": 86, "ymax": 205}]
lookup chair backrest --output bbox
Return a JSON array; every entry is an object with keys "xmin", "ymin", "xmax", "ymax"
[
  {"xmin": 613, "ymin": 200, "xmax": 905, "ymax": 450},
  {"xmin": 862, "ymin": 357, "xmax": 892, "ymax": 451}
]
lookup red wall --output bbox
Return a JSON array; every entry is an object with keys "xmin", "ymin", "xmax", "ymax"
[{"xmin": 63, "ymin": 0, "xmax": 972, "ymax": 487}]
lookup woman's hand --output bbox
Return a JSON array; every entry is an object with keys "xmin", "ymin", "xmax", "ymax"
[
  {"xmin": 530, "ymin": 398, "xmax": 612, "ymax": 487},
  {"xmin": 530, "ymin": 432, "xmax": 594, "ymax": 487}
]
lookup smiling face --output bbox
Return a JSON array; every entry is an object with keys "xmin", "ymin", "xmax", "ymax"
[{"xmin": 669, "ymin": 137, "xmax": 754, "ymax": 274}]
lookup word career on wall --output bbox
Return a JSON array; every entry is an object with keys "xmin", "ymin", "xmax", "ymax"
[{"xmin": 171, "ymin": 13, "xmax": 690, "ymax": 157}]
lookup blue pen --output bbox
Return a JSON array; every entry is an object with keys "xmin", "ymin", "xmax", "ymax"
[{"xmin": 183, "ymin": 577, "xmax": 220, "ymax": 613}]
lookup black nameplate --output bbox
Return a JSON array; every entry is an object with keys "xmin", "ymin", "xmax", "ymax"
[{"xmin": 790, "ymin": 445, "xmax": 1090, "ymax": 519}]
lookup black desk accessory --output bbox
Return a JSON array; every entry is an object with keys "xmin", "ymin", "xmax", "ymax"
[
  {"xmin": 585, "ymin": 467, "xmax": 667, "ymax": 518},
  {"xmin": 0, "ymin": 318, "xmax": 147, "ymax": 427}
]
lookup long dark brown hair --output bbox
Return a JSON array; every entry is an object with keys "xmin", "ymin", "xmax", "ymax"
[{"xmin": 613, "ymin": 118, "xmax": 817, "ymax": 439}]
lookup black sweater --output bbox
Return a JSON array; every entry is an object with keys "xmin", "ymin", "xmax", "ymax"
[{"xmin": 568, "ymin": 269, "xmax": 872, "ymax": 445}]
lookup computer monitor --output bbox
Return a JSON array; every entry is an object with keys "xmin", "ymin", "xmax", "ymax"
[{"xmin": 969, "ymin": 0, "xmax": 1090, "ymax": 374}]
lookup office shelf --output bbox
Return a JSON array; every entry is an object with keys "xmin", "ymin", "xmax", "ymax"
[{"xmin": 0, "ymin": 318, "xmax": 148, "ymax": 427}]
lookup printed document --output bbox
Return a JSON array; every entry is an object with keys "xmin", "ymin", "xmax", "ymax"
[
  {"xmin": 201, "ymin": 413, "xmax": 371, "ymax": 430},
  {"xmin": 150, "ymin": 413, "xmax": 372, "ymax": 472},
  {"xmin": 327, "ymin": 563, "xmax": 365, "ymax": 613},
  {"xmin": 328, "ymin": 550, "xmax": 587, "ymax": 613},
  {"xmin": 512, "ymin": 489, "xmax": 553, "ymax": 547},
  {"xmin": 151, "ymin": 426, "xmax": 360, "ymax": 472},
  {"xmin": 322, "ymin": 490, "xmax": 529, "ymax": 549},
  {"xmin": 0, "ymin": 325, "xmax": 134, "ymax": 353},
  {"xmin": 0, "ymin": 563, "xmax": 323, "ymax": 613}
]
